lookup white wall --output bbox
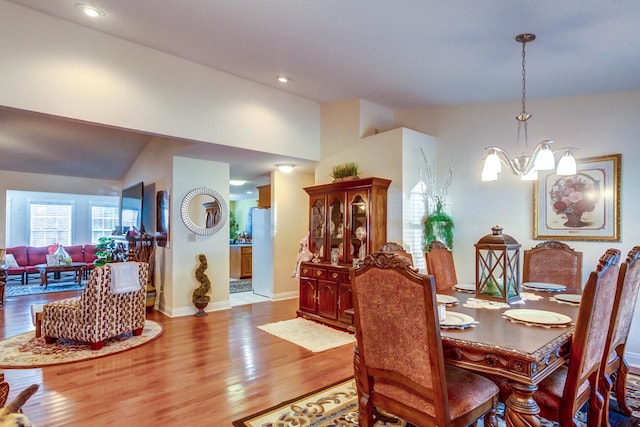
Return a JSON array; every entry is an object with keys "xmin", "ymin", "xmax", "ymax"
[
  {"xmin": 0, "ymin": 1, "xmax": 320, "ymax": 161},
  {"xmin": 395, "ymin": 90, "xmax": 640, "ymax": 370},
  {"xmin": 272, "ymin": 170, "xmax": 315, "ymax": 298},
  {"xmin": 170, "ymin": 156, "xmax": 230, "ymax": 316},
  {"xmin": 319, "ymin": 102, "xmax": 437, "ymax": 270}
]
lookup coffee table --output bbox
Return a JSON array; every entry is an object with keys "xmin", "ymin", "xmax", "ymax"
[{"xmin": 34, "ymin": 262, "xmax": 85, "ymax": 288}]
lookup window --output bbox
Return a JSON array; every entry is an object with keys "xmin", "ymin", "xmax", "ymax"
[
  {"xmin": 30, "ymin": 203, "xmax": 72, "ymax": 247},
  {"xmin": 91, "ymin": 205, "xmax": 119, "ymax": 243},
  {"xmin": 121, "ymin": 209, "xmax": 139, "ymax": 230},
  {"xmin": 404, "ymin": 181, "xmax": 428, "ymax": 273}
]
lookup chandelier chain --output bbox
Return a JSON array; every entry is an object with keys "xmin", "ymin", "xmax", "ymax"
[
  {"xmin": 521, "ymin": 39, "xmax": 527, "ymax": 117},
  {"xmin": 517, "ymin": 36, "xmax": 530, "ymax": 153}
]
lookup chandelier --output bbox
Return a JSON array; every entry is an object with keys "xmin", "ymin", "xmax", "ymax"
[{"xmin": 482, "ymin": 34, "xmax": 577, "ymax": 181}]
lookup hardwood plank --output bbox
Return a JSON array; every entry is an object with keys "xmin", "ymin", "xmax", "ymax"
[{"xmin": 0, "ymin": 291, "xmax": 354, "ymax": 426}]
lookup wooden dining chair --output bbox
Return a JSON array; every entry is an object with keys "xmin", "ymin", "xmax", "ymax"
[
  {"xmin": 350, "ymin": 252, "xmax": 499, "ymax": 427},
  {"xmin": 424, "ymin": 240, "xmax": 458, "ymax": 292},
  {"xmin": 601, "ymin": 246, "xmax": 640, "ymax": 427},
  {"xmin": 379, "ymin": 241, "xmax": 414, "ymax": 264},
  {"xmin": 522, "ymin": 240, "xmax": 583, "ymax": 289},
  {"xmin": 491, "ymin": 248, "xmax": 620, "ymax": 427}
]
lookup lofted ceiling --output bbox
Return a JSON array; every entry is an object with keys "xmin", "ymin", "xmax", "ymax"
[{"xmin": 2, "ymin": 0, "xmax": 640, "ymax": 198}]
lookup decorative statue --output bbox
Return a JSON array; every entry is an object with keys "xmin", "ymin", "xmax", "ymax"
[
  {"xmin": 0, "ymin": 377, "xmax": 39, "ymax": 427},
  {"xmin": 192, "ymin": 254, "xmax": 212, "ymax": 316},
  {"xmin": 291, "ymin": 232, "xmax": 313, "ymax": 278}
]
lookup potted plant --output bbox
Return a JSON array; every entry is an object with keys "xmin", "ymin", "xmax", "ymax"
[
  {"xmin": 192, "ymin": 254, "xmax": 212, "ymax": 317},
  {"xmin": 420, "ymin": 148, "xmax": 455, "ymax": 250},
  {"xmin": 94, "ymin": 237, "xmax": 116, "ymax": 267},
  {"xmin": 330, "ymin": 162, "xmax": 360, "ymax": 182},
  {"xmin": 229, "ymin": 211, "xmax": 239, "ymax": 242},
  {"xmin": 423, "ymin": 196, "xmax": 454, "ymax": 250}
]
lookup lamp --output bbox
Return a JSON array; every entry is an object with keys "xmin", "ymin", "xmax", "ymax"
[
  {"xmin": 276, "ymin": 164, "xmax": 295, "ymax": 173},
  {"xmin": 482, "ymin": 34, "xmax": 577, "ymax": 181}
]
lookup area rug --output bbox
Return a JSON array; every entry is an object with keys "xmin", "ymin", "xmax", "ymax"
[
  {"xmin": 257, "ymin": 318, "xmax": 356, "ymax": 352},
  {"xmin": 233, "ymin": 375, "xmax": 640, "ymax": 427},
  {"xmin": 230, "ymin": 279, "xmax": 253, "ymax": 294},
  {"xmin": 5, "ymin": 280, "xmax": 85, "ymax": 297},
  {"xmin": 0, "ymin": 320, "xmax": 163, "ymax": 368}
]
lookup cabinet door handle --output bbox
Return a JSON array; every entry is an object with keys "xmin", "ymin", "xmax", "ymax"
[
  {"xmin": 337, "ymin": 297, "xmax": 341, "ymax": 309},
  {"xmin": 316, "ymin": 271, "xmax": 323, "ymax": 277},
  {"xmin": 331, "ymin": 272, "xmax": 338, "ymax": 279}
]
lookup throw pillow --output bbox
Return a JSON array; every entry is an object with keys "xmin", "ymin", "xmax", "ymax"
[{"xmin": 5, "ymin": 253, "xmax": 19, "ymax": 268}]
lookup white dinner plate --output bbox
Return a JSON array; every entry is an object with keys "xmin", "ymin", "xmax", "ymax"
[
  {"xmin": 522, "ymin": 282, "xmax": 567, "ymax": 292},
  {"xmin": 503, "ymin": 309, "xmax": 572, "ymax": 326},
  {"xmin": 553, "ymin": 294, "xmax": 582, "ymax": 304},
  {"xmin": 440, "ymin": 312, "xmax": 476, "ymax": 328},
  {"xmin": 453, "ymin": 283, "xmax": 476, "ymax": 292},
  {"xmin": 436, "ymin": 294, "xmax": 459, "ymax": 305}
]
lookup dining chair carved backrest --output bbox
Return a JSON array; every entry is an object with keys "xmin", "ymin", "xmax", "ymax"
[
  {"xmin": 528, "ymin": 248, "xmax": 620, "ymax": 427},
  {"xmin": 601, "ymin": 246, "xmax": 640, "ymax": 427},
  {"xmin": 522, "ymin": 240, "xmax": 583, "ymax": 289},
  {"xmin": 379, "ymin": 241, "xmax": 413, "ymax": 264},
  {"xmin": 350, "ymin": 252, "xmax": 498, "ymax": 427},
  {"xmin": 424, "ymin": 240, "xmax": 458, "ymax": 292}
]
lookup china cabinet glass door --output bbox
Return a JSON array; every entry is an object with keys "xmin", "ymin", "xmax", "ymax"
[
  {"xmin": 328, "ymin": 194, "xmax": 345, "ymax": 263},
  {"xmin": 349, "ymin": 192, "xmax": 368, "ymax": 263},
  {"xmin": 309, "ymin": 197, "xmax": 325, "ymax": 259}
]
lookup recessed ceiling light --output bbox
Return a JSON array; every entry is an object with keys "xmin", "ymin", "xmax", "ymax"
[
  {"xmin": 276, "ymin": 75, "xmax": 292, "ymax": 84},
  {"xmin": 76, "ymin": 3, "xmax": 106, "ymax": 17},
  {"xmin": 230, "ymin": 180, "xmax": 247, "ymax": 186},
  {"xmin": 276, "ymin": 164, "xmax": 295, "ymax": 173}
]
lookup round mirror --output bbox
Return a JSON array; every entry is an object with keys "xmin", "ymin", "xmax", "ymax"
[{"xmin": 180, "ymin": 187, "xmax": 228, "ymax": 235}]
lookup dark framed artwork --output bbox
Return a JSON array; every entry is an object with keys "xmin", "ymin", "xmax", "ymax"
[
  {"xmin": 534, "ymin": 154, "xmax": 620, "ymax": 241},
  {"xmin": 156, "ymin": 190, "xmax": 170, "ymax": 247}
]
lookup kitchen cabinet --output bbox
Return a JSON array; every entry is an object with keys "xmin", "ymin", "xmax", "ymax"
[
  {"xmin": 230, "ymin": 244, "xmax": 252, "ymax": 279},
  {"xmin": 256, "ymin": 184, "xmax": 271, "ymax": 208}
]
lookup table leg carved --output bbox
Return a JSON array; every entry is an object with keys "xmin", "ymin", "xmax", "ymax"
[{"xmin": 505, "ymin": 381, "xmax": 541, "ymax": 427}]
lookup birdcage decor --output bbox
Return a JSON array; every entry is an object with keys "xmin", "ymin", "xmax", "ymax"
[{"xmin": 475, "ymin": 225, "xmax": 522, "ymax": 303}]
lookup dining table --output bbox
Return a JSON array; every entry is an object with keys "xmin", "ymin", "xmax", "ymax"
[{"xmin": 438, "ymin": 284, "xmax": 581, "ymax": 427}]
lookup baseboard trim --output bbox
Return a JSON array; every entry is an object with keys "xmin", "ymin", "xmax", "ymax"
[
  {"xmin": 626, "ymin": 350, "xmax": 640, "ymax": 374},
  {"xmin": 271, "ymin": 291, "xmax": 298, "ymax": 301},
  {"xmin": 161, "ymin": 300, "xmax": 231, "ymax": 318}
]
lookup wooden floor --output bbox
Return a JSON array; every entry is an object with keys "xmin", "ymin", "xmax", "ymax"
[{"xmin": 0, "ymin": 291, "xmax": 354, "ymax": 426}]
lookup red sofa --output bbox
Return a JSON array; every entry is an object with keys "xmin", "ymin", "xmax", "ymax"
[{"xmin": 5, "ymin": 245, "xmax": 98, "ymax": 284}]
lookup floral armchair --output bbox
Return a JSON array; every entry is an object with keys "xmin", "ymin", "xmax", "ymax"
[{"xmin": 42, "ymin": 262, "xmax": 148, "ymax": 350}]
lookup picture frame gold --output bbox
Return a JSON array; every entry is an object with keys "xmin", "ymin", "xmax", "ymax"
[{"xmin": 533, "ymin": 154, "xmax": 620, "ymax": 241}]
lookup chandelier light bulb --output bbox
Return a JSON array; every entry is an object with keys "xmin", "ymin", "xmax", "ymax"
[
  {"xmin": 556, "ymin": 151, "xmax": 577, "ymax": 176},
  {"xmin": 534, "ymin": 143, "xmax": 556, "ymax": 171},
  {"xmin": 485, "ymin": 150, "xmax": 502, "ymax": 174}
]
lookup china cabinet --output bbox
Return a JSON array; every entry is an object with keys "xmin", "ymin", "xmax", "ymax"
[
  {"xmin": 297, "ymin": 176, "xmax": 391, "ymax": 330},
  {"xmin": 304, "ymin": 177, "xmax": 391, "ymax": 265}
]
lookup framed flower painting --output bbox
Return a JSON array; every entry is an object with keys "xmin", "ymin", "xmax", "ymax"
[{"xmin": 534, "ymin": 154, "xmax": 620, "ymax": 241}]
